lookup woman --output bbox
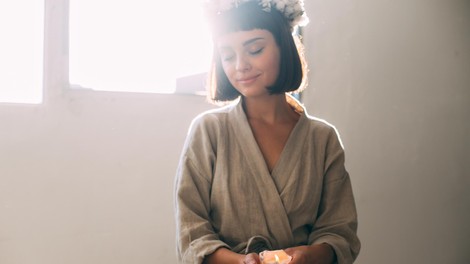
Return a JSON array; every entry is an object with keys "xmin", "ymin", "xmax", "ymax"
[{"xmin": 175, "ymin": 1, "xmax": 360, "ymax": 263}]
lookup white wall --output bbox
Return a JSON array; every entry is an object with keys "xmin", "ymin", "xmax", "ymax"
[
  {"xmin": 0, "ymin": 0, "xmax": 468, "ymax": 263},
  {"xmin": 302, "ymin": 0, "xmax": 470, "ymax": 263},
  {"xmin": 0, "ymin": 94, "xmax": 212, "ymax": 264},
  {"xmin": 0, "ymin": 1, "xmax": 215, "ymax": 263}
]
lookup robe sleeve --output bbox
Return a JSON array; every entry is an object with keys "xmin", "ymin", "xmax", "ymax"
[
  {"xmin": 308, "ymin": 127, "xmax": 361, "ymax": 264},
  {"xmin": 174, "ymin": 116, "xmax": 229, "ymax": 264}
]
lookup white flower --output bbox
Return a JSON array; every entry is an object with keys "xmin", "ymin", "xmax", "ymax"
[
  {"xmin": 275, "ymin": 1, "xmax": 286, "ymax": 11},
  {"xmin": 204, "ymin": 0, "xmax": 309, "ymax": 28},
  {"xmin": 259, "ymin": 0, "xmax": 271, "ymax": 12}
]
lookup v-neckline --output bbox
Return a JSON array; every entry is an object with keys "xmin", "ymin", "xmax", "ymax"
[
  {"xmin": 228, "ymin": 97, "xmax": 308, "ymax": 247},
  {"xmin": 231, "ymin": 97, "xmax": 306, "ymax": 183}
]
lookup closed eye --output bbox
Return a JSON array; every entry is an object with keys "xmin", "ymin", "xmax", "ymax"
[
  {"xmin": 222, "ymin": 55, "xmax": 234, "ymax": 61},
  {"xmin": 249, "ymin": 47, "xmax": 264, "ymax": 55},
  {"xmin": 220, "ymin": 52, "xmax": 235, "ymax": 62}
]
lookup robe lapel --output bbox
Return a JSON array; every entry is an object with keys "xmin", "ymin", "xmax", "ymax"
[
  {"xmin": 270, "ymin": 113, "xmax": 308, "ymax": 194},
  {"xmin": 228, "ymin": 101, "xmax": 295, "ymax": 248}
]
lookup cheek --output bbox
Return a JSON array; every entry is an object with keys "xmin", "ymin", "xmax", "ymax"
[
  {"xmin": 221, "ymin": 62, "xmax": 235, "ymax": 80},
  {"xmin": 266, "ymin": 52, "xmax": 281, "ymax": 78}
]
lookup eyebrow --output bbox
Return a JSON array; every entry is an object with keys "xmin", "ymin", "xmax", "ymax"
[
  {"xmin": 218, "ymin": 37, "xmax": 265, "ymax": 50},
  {"xmin": 243, "ymin": 37, "xmax": 265, "ymax": 46}
]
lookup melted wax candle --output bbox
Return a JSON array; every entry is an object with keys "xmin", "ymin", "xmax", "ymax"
[{"xmin": 259, "ymin": 250, "xmax": 292, "ymax": 264}]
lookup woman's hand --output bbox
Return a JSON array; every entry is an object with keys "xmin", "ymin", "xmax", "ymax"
[
  {"xmin": 204, "ymin": 248, "xmax": 261, "ymax": 264},
  {"xmin": 242, "ymin": 252, "xmax": 261, "ymax": 264},
  {"xmin": 284, "ymin": 243, "xmax": 336, "ymax": 264}
]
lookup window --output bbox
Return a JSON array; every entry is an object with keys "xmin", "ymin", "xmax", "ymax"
[
  {"xmin": 69, "ymin": 0, "xmax": 213, "ymax": 94},
  {"xmin": 0, "ymin": 1, "xmax": 44, "ymax": 104}
]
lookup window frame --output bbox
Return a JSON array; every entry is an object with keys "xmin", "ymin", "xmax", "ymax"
[{"xmin": 37, "ymin": 0, "xmax": 206, "ymax": 108}]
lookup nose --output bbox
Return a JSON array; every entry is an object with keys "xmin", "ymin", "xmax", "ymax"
[{"xmin": 235, "ymin": 55, "xmax": 251, "ymax": 72}]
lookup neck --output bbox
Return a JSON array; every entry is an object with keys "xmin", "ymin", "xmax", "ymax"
[{"xmin": 242, "ymin": 94, "xmax": 299, "ymax": 124}]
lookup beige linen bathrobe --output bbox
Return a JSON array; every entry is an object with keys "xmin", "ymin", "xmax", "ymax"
[{"xmin": 175, "ymin": 96, "xmax": 360, "ymax": 264}]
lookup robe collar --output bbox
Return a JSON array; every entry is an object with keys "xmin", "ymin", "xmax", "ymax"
[{"xmin": 227, "ymin": 94, "xmax": 309, "ymax": 248}]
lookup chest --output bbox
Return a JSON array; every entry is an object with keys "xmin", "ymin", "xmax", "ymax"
[{"xmin": 248, "ymin": 120, "xmax": 296, "ymax": 172}]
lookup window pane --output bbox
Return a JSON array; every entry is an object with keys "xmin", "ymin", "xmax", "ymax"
[
  {"xmin": 0, "ymin": 1, "xmax": 44, "ymax": 104},
  {"xmin": 69, "ymin": 0, "xmax": 213, "ymax": 94}
]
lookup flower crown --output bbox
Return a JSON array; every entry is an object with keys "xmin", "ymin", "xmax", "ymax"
[{"xmin": 204, "ymin": 0, "xmax": 309, "ymax": 28}]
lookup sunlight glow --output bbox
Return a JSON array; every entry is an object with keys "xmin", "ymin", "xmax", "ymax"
[
  {"xmin": 69, "ymin": 0, "xmax": 213, "ymax": 94},
  {"xmin": 0, "ymin": 1, "xmax": 44, "ymax": 104}
]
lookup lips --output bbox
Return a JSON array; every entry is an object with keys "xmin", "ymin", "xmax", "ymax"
[{"xmin": 236, "ymin": 74, "xmax": 260, "ymax": 84}]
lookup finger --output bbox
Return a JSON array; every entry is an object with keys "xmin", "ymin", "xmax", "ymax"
[
  {"xmin": 284, "ymin": 248, "xmax": 294, "ymax": 255},
  {"xmin": 244, "ymin": 253, "xmax": 260, "ymax": 264}
]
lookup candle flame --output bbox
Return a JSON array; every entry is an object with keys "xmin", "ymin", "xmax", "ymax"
[{"xmin": 275, "ymin": 254, "xmax": 280, "ymax": 263}]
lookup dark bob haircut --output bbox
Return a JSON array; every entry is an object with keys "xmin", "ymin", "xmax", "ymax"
[{"xmin": 206, "ymin": 1, "xmax": 308, "ymax": 103}]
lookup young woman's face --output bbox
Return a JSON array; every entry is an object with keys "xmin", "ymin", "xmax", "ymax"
[{"xmin": 216, "ymin": 29, "xmax": 281, "ymax": 98}]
